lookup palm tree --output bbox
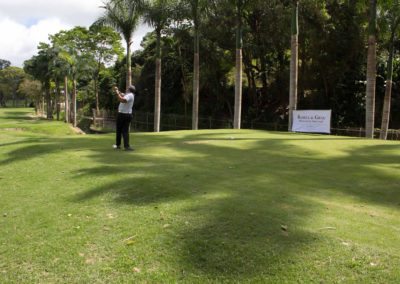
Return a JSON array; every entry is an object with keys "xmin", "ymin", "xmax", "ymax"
[
  {"xmin": 380, "ymin": 1, "xmax": 400, "ymax": 140},
  {"xmin": 365, "ymin": 0, "xmax": 377, "ymax": 138},
  {"xmin": 49, "ymin": 49, "xmax": 68, "ymax": 121},
  {"xmin": 174, "ymin": 0, "xmax": 207, "ymax": 130},
  {"xmin": 191, "ymin": 0, "xmax": 201, "ymax": 130},
  {"xmin": 288, "ymin": 0, "xmax": 299, "ymax": 132},
  {"xmin": 143, "ymin": 0, "xmax": 175, "ymax": 132},
  {"xmin": 64, "ymin": 75, "xmax": 69, "ymax": 123},
  {"xmin": 97, "ymin": 0, "xmax": 144, "ymax": 88},
  {"xmin": 233, "ymin": 0, "xmax": 244, "ymax": 129}
]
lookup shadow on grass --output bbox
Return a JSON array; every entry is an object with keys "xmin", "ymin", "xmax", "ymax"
[
  {"xmin": 2, "ymin": 127, "xmax": 400, "ymax": 279},
  {"xmin": 0, "ymin": 109, "xmax": 40, "ymax": 121},
  {"xmin": 72, "ymin": 131, "xmax": 399, "ymax": 278},
  {"xmin": 0, "ymin": 138, "xmax": 46, "ymax": 148}
]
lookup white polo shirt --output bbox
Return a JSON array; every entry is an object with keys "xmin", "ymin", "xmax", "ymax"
[{"xmin": 118, "ymin": 92, "xmax": 135, "ymax": 114}]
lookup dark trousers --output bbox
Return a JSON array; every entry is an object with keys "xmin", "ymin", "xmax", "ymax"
[{"xmin": 116, "ymin": 113, "xmax": 132, "ymax": 148}]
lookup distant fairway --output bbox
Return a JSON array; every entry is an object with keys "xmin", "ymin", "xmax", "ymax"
[{"xmin": 1, "ymin": 108, "xmax": 400, "ymax": 283}]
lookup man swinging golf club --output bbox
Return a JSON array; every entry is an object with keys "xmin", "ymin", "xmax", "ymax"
[{"xmin": 113, "ymin": 85, "xmax": 136, "ymax": 151}]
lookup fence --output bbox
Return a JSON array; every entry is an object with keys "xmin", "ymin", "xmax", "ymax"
[{"xmin": 89, "ymin": 109, "xmax": 400, "ymax": 141}]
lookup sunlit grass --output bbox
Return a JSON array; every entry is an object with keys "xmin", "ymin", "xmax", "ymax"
[{"xmin": 1, "ymin": 108, "xmax": 400, "ymax": 283}]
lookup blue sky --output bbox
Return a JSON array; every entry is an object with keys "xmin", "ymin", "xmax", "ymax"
[
  {"xmin": 0, "ymin": 0, "xmax": 151, "ymax": 67},
  {"xmin": 23, "ymin": 18, "xmax": 41, "ymax": 28}
]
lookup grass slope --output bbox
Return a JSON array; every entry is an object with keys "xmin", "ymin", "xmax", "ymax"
[{"xmin": 1, "ymin": 108, "xmax": 400, "ymax": 283}]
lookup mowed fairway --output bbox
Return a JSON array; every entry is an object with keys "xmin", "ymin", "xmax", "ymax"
[{"xmin": 1, "ymin": 108, "xmax": 400, "ymax": 283}]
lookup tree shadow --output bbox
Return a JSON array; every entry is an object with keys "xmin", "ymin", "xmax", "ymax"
[
  {"xmin": 2, "ymin": 128, "xmax": 400, "ymax": 279},
  {"xmin": 0, "ymin": 110, "xmax": 41, "ymax": 121},
  {"xmin": 67, "ymin": 131, "xmax": 400, "ymax": 279}
]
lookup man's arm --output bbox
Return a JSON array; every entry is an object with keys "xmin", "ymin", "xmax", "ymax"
[{"xmin": 113, "ymin": 86, "xmax": 127, "ymax": 103}]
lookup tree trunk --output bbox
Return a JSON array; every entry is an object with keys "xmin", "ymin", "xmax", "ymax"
[
  {"xmin": 42, "ymin": 96, "xmax": 45, "ymax": 117},
  {"xmin": 234, "ymin": 48, "xmax": 243, "ymax": 129},
  {"xmin": 233, "ymin": 1, "xmax": 243, "ymax": 129},
  {"xmin": 95, "ymin": 78, "xmax": 99, "ymax": 113},
  {"xmin": 55, "ymin": 80, "xmax": 61, "ymax": 121},
  {"xmin": 126, "ymin": 39, "xmax": 132, "ymax": 88},
  {"xmin": 289, "ymin": 0, "xmax": 299, "ymax": 132},
  {"xmin": 380, "ymin": 33, "xmax": 396, "ymax": 140},
  {"xmin": 154, "ymin": 58, "xmax": 161, "ymax": 132},
  {"xmin": 64, "ymin": 76, "xmax": 69, "ymax": 123},
  {"xmin": 35, "ymin": 98, "xmax": 40, "ymax": 114},
  {"xmin": 154, "ymin": 31, "xmax": 162, "ymax": 132},
  {"xmin": 73, "ymin": 78, "xmax": 77, "ymax": 127},
  {"xmin": 365, "ymin": 0, "xmax": 377, "ymax": 138},
  {"xmin": 192, "ymin": 29, "xmax": 200, "ymax": 130},
  {"xmin": 45, "ymin": 81, "xmax": 53, "ymax": 119}
]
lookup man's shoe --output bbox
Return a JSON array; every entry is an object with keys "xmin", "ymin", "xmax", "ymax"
[
  {"xmin": 124, "ymin": 147, "xmax": 134, "ymax": 151},
  {"xmin": 113, "ymin": 145, "xmax": 121, "ymax": 149}
]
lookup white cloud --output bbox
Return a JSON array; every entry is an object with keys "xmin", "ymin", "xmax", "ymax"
[
  {"xmin": 0, "ymin": 0, "xmax": 103, "ymax": 27},
  {"xmin": 0, "ymin": 0, "xmax": 152, "ymax": 67},
  {"xmin": 0, "ymin": 18, "xmax": 70, "ymax": 67}
]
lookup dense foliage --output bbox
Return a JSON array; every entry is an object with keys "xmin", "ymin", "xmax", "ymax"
[
  {"xmin": 1, "ymin": 0, "xmax": 400, "ymax": 130},
  {"xmin": 131, "ymin": 0, "xmax": 400, "ymax": 128}
]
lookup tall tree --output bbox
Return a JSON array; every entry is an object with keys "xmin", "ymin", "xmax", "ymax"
[
  {"xmin": 365, "ymin": 0, "xmax": 377, "ymax": 138},
  {"xmin": 51, "ymin": 27, "xmax": 95, "ymax": 126},
  {"xmin": 180, "ymin": 0, "xmax": 207, "ymax": 130},
  {"xmin": 0, "ymin": 67, "xmax": 25, "ymax": 107},
  {"xmin": 190, "ymin": 0, "xmax": 201, "ymax": 130},
  {"xmin": 88, "ymin": 24, "xmax": 123, "ymax": 113},
  {"xmin": 379, "ymin": 0, "xmax": 400, "ymax": 140},
  {"xmin": 97, "ymin": 0, "xmax": 144, "ymax": 89},
  {"xmin": 288, "ymin": 0, "xmax": 299, "ymax": 131},
  {"xmin": 233, "ymin": 0, "xmax": 244, "ymax": 129},
  {"xmin": 49, "ymin": 48, "xmax": 68, "ymax": 121},
  {"xmin": 24, "ymin": 43, "xmax": 54, "ymax": 119},
  {"xmin": 18, "ymin": 77, "xmax": 42, "ymax": 112},
  {"xmin": 143, "ymin": 0, "xmax": 175, "ymax": 132}
]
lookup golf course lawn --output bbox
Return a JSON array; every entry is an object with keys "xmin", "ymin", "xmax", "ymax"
[{"xmin": 1, "ymin": 108, "xmax": 400, "ymax": 283}]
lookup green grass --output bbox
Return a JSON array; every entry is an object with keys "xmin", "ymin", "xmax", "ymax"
[{"xmin": 1, "ymin": 108, "xmax": 400, "ymax": 283}]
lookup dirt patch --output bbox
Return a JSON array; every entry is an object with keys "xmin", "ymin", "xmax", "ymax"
[{"xmin": 69, "ymin": 126, "xmax": 86, "ymax": 135}]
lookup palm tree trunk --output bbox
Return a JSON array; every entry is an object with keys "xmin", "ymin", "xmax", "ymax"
[
  {"xmin": 64, "ymin": 76, "xmax": 69, "ymax": 123},
  {"xmin": 126, "ymin": 40, "xmax": 132, "ymax": 88},
  {"xmin": 289, "ymin": 0, "xmax": 299, "ymax": 132},
  {"xmin": 234, "ymin": 49, "xmax": 243, "ymax": 129},
  {"xmin": 55, "ymin": 81, "xmax": 61, "ymax": 121},
  {"xmin": 95, "ymin": 78, "xmax": 100, "ymax": 113},
  {"xmin": 95, "ymin": 62, "xmax": 101, "ymax": 113},
  {"xmin": 233, "ymin": 0, "xmax": 243, "ymax": 129},
  {"xmin": 42, "ymin": 95, "xmax": 45, "ymax": 117},
  {"xmin": 365, "ymin": 0, "xmax": 377, "ymax": 138},
  {"xmin": 380, "ymin": 34, "xmax": 396, "ymax": 140},
  {"xmin": 154, "ymin": 31, "xmax": 162, "ymax": 132},
  {"xmin": 45, "ymin": 81, "xmax": 52, "ymax": 119},
  {"xmin": 73, "ymin": 78, "xmax": 77, "ymax": 127},
  {"xmin": 192, "ymin": 29, "xmax": 200, "ymax": 130}
]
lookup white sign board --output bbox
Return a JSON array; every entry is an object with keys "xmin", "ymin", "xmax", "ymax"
[{"xmin": 292, "ymin": 110, "xmax": 331, "ymax": 134}]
